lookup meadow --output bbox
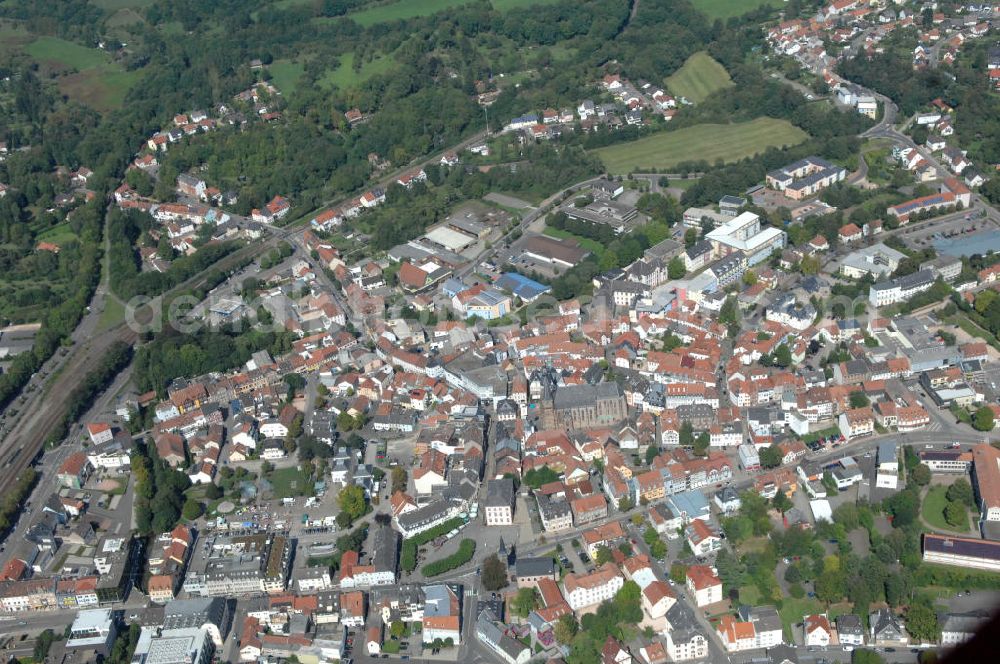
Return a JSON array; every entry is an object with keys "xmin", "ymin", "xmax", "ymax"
[
  {"xmin": 267, "ymin": 60, "xmax": 306, "ymax": 95},
  {"xmin": 25, "ymin": 36, "xmax": 107, "ymax": 69},
  {"xmin": 345, "ymin": 0, "xmax": 562, "ymax": 27},
  {"xmin": 22, "ymin": 36, "xmax": 139, "ymax": 111},
  {"xmin": 665, "ymin": 51, "xmax": 733, "ymax": 104},
  {"xmin": 322, "ymin": 52, "xmax": 395, "ymax": 89},
  {"xmin": 92, "ymin": 0, "xmax": 156, "ymax": 9},
  {"xmin": 593, "ymin": 118, "xmax": 809, "ymax": 174},
  {"xmin": 692, "ymin": 0, "xmax": 784, "ymax": 20}
]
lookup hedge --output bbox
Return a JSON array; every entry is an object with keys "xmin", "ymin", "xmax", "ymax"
[
  {"xmin": 914, "ymin": 563, "xmax": 1000, "ymax": 590},
  {"xmin": 401, "ymin": 517, "xmax": 466, "ymax": 573},
  {"xmin": 422, "ymin": 539, "xmax": 476, "ymax": 577}
]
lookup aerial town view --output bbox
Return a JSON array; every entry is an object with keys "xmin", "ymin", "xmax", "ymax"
[{"xmin": 1, "ymin": 0, "xmax": 1000, "ymax": 663}]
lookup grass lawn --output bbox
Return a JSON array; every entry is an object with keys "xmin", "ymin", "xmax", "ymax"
[
  {"xmin": 58, "ymin": 66, "xmax": 140, "ymax": 111},
  {"xmin": 92, "ymin": 0, "xmax": 157, "ymax": 9},
  {"xmin": 946, "ymin": 314, "xmax": 1000, "ymax": 351},
  {"xmin": 25, "ymin": 36, "xmax": 108, "ymax": 69},
  {"xmin": 543, "ymin": 226, "xmax": 606, "ymax": 257},
  {"xmin": 268, "ymin": 465, "xmax": 314, "ymax": 499},
  {"xmin": 922, "ymin": 484, "xmax": 968, "ymax": 533},
  {"xmin": 269, "ymin": 60, "xmax": 306, "ymax": 95},
  {"xmin": 737, "ymin": 536, "xmax": 770, "ymax": 555},
  {"xmin": 492, "ymin": 0, "xmax": 561, "ymax": 8},
  {"xmin": 97, "ymin": 296, "xmax": 126, "ymax": 333},
  {"xmin": 664, "ymin": 177, "xmax": 700, "ymax": 190},
  {"xmin": 321, "ymin": 52, "xmax": 396, "ymax": 89},
  {"xmin": 594, "ymin": 118, "xmax": 808, "ymax": 174},
  {"xmin": 106, "ymin": 8, "xmax": 147, "ymax": 27},
  {"xmin": 665, "ymin": 52, "xmax": 733, "ymax": 104},
  {"xmin": 345, "ymin": 0, "xmax": 561, "ymax": 26},
  {"xmin": 692, "ymin": 0, "xmax": 784, "ymax": 19},
  {"xmin": 778, "ymin": 597, "xmax": 824, "ymax": 640},
  {"xmin": 36, "ymin": 221, "xmax": 78, "ymax": 246},
  {"xmin": 22, "ymin": 36, "xmax": 138, "ymax": 110},
  {"xmin": 0, "ymin": 21, "xmax": 33, "ymax": 56}
]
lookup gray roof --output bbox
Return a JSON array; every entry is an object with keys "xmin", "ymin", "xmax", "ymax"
[
  {"xmin": 768, "ymin": 644, "xmax": 799, "ymax": 664},
  {"xmin": 371, "ymin": 525, "xmax": 400, "ymax": 573},
  {"xmin": 837, "ymin": 614, "xmax": 863, "ymax": 635},
  {"xmin": 553, "ymin": 382, "xmax": 621, "ymax": 410},
  {"xmin": 877, "ymin": 440, "xmax": 897, "ymax": 465},
  {"xmin": 424, "ymin": 584, "xmax": 460, "ymax": 619},
  {"xmin": 516, "ymin": 557, "xmax": 556, "ymax": 578},
  {"xmin": 485, "ymin": 479, "xmax": 514, "ymax": 509},
  {"xmin": 665, "ymin": 601, "xmax": 705, "ymax": 643},
  {"xmin": 870, "ymin": 608, "xmax": 906, "ymax": 638},
  {"xmin": 685, "ymin": 240, "xmax": 713, "ymax": 260},
  {"xmin": 163, "ymin": 597, "xmax": 226, "ymax": 631},
  {"xmin": 939, "ymin": 611, "xmax": 989, "ymax": 635},
  {"xmin": 396, "ymin": 499, "xmax": 458, "ymax": 532}
]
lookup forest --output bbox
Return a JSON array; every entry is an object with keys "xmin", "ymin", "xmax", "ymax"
[{"xmin": 132, "ymin": 324, "xmax": 297, "ymax": 396}]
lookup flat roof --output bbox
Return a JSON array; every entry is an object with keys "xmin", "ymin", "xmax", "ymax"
[
  {"xmin": 424, "ymin": 226, "xmax": 478, "ymax": 252},
  {"xmin": 924, "ymin": 533, "xmax": 1000, "ymax": 561}
]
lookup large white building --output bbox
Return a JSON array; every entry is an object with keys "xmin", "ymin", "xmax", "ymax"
[
  {"xmin": 840, "ymin": 242, "xmax": 906, "ymax": 279},
  {"xmin": 717, "ymin": 606, "xmax": 783, "ymax": 652},
  {"xmin": 665, "ymin": 603, "xmax": 709, "ymax": 661},
  {"xmin": 66, "ymin": 609, "xmax": 117, "ymax": 655},
  {"xmin": 923, "ymin": 534, "xmax": 1000, "ymax": 572},
  {"xmin": 972, "ymin": 443, "xmax": 1000, "ymax": 524},
  {"xmin": 483, "ymin": 479, "xmax": 514, "ymax": 526},
  {"xmin": 765, "ymin": 156, "xmax": 847, "ymax": 200},
  {"xmin": 685, "ymin": 565, "xmax": 723, "ymax": 607},
  {"xmin": 705, "ymin": 212, "xmax": 786, "ymax": 266},
  {"xmin": 562, "ymin": 563, "xmax": 624, "ymax": 611},
  {"xmin": 423, "ymin": 584, "xmax": 462, "ymax": 645},
  {"xmin": 869, "ymin": 269, "xmax": 935, "ymax": 307}
]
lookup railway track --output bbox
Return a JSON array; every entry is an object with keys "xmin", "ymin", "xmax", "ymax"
[
  {"xmin": 0, "ymin": 127, "xmax": 486, "ymax": 502},
  {"xmin": 0, "ymin": 234, "xmax": 285, "ymax": 491}
]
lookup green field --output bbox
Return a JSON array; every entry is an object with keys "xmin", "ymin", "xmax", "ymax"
[
  {"xmin": 268, "ymin": 60, "xmax": 306, "ymax": 94},
  {"xmin": 21, "ymin": 36, "xmax": 138, "ymax": 110},
  {"xmin": 36, "ymin": 222, "xmax": 78, "ymax": 246},
  {"xmin": 665, "ymin": 52, "xmax": 733, "ymax": 104},
  {"xmin": 59, "ymin": 67, "xmax": 140, "ymax": 111},
  {"xmin": 593, "ymin": 118, "xmax": 809, "ymax": 174},
  {"xmin": 93, "ymin": 0, "xmax": 156, "ymax": 9},
  {"xmin": 97, "ymin": 296, "xmax": 126, "ymax": 333},
  {"xmin": 543, "ymin": 226, "xmax": 606, "ymax": 257},
  {"xmin": 322, "ymin": 52, "xmax": 396, "ymax": 89},
  {"xmin": 268, "ymin": 465, "xmax": 314, "ymax": 499},
  {"xmin": 692, "ymin": 0, "xmax": 784, "ymax": 19},
  {"xmin": 922, "ymin": 484, "xmax": 970, "ymax": 532},
  {"xmin": 346, "ymin": 0, "xmax": 561, "ymax": 26},
  {"xmin": 25, "ymin": 36, "xmax": 108, "ymax": 69}
]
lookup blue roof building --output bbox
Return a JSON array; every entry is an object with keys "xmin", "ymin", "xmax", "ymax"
[
  {"xmin": 668, "ymin": 490, "xmax": 711, "ymax": 522},
  {"xmin": 495, "ymin": 273, "xmax": 551, "ymax": 302}
]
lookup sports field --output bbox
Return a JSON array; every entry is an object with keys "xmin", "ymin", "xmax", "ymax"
[
  {"xmin": 593, "ymin": 118, "xmax": 808, "ymax": 174},
  {"xmin": 692, "ymin": 0, "xmax": 784, "ymax": 20},
  {"xmin": 346, "ymin": 0, "xmax": 560, "ymax": 26},
  {"xmin": 665, "ymin": 52, "xmax": 733, "ymax": 104}
]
